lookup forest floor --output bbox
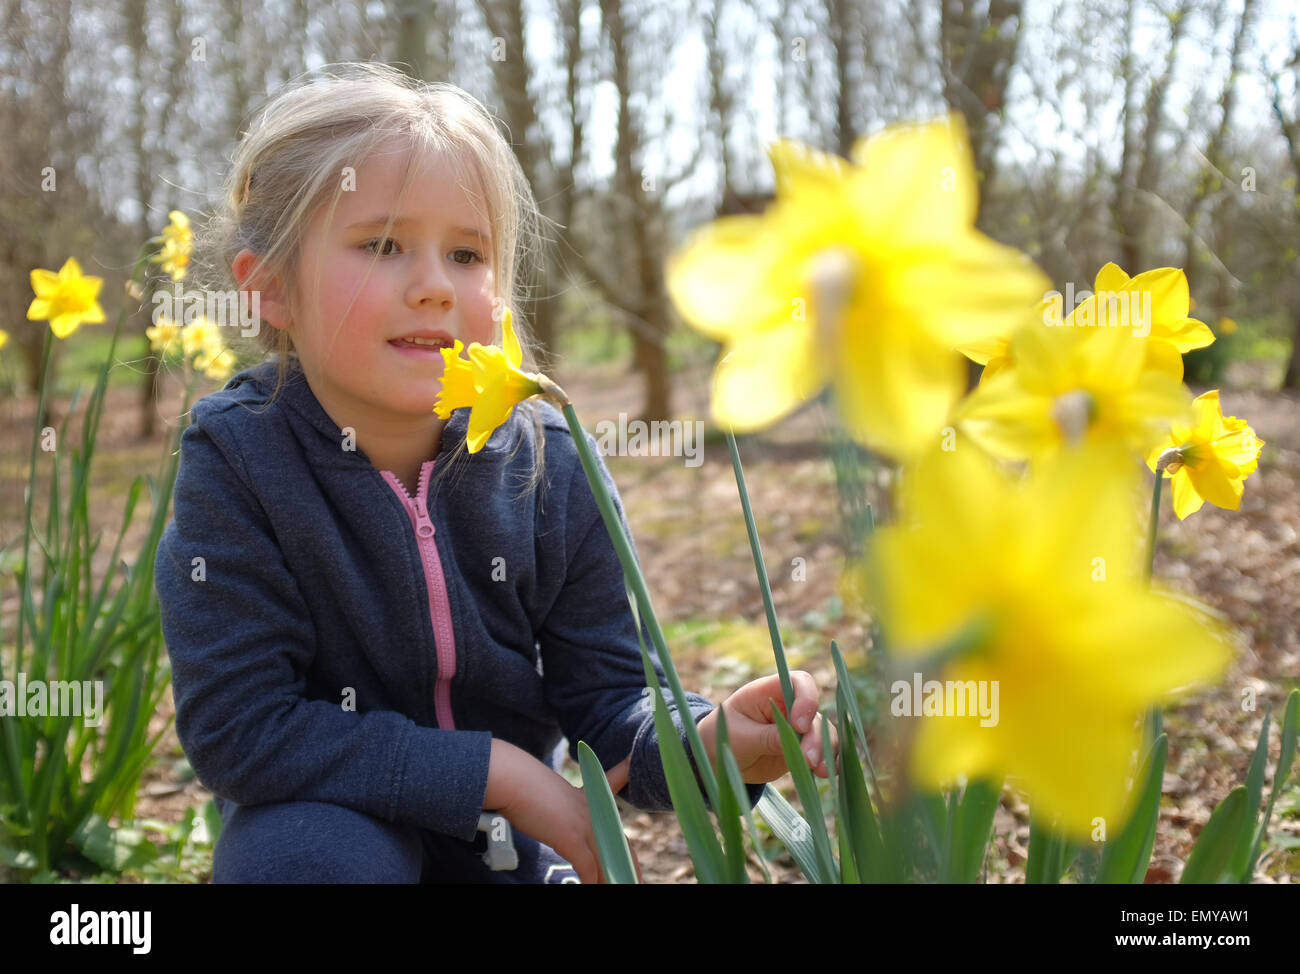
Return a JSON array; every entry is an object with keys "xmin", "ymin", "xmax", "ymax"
[{"xmin": 2, "ymin": 353, "xmax": 1297, "ymax": 884}]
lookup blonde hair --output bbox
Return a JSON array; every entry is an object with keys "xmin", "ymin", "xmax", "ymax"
[{"xmin": 191, "ymin": 61, "xmax": 554, "ymax": 499}]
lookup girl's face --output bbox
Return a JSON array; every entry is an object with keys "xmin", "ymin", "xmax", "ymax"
[{"xmin": 283, "ymin": 142, "xmax": 498, "ymax": 424}]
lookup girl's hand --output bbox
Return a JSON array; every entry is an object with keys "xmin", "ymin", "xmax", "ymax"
[
  {"xmin": 486, "ymin": 738, "xmax": 643, "ymax": 884},
  {"xmin": 697, "ymin": 670, "xmax": 838, "ymax": 784}
]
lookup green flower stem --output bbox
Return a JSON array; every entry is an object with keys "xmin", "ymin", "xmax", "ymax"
[
  {"xmin": 1144, "ymin": 471, "xmax": 1163, "ymax": 583},
  {"xmin": 14, "ymin": 329, "xmax": 53, "ymax": 680},
  {"xmin": 1143, "ymin": 472, "xmax": 1165, "ymax": 745},
  {"xmin": 725, "ymin": 431, "xmax": 796, "ymax": 719},
  {"xmin": 558, "ymin": 402, "xmax": 721, "ymax": 810}
]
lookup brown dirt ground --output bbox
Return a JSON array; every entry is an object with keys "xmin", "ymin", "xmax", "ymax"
[{"xmin": 2, "ymin": 354, "xmax": 1297, "ymax": 884}]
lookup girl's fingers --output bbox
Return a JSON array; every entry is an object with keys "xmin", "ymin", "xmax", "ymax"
[
  {"xmin": 814, "ymin": 714, "xmax": 840, "ymax": 776},
  {"xmin": 801, "ymin": 712, "xmax": 839, "ymax": 775},
  {"xmin": 788, "ymin": 670, "xmax": 822, "ymax": 733}
]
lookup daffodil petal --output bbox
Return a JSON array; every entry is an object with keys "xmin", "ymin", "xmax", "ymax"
[
  {"xmin": 665, "ymin": 215, "xmax": 797, "ymax": 341},
  {"xmin": 30, "ymin": 269, "xmax": 59, "ymax": 295},
  {"xmin": 953, "ymin": 370, "xmax": 1058, "ymax": 460},
  {"xmin": 1093, "ymin": 261, "xmax": 1130, "ymax": 295},
  {"xmin": 51, "ymin": 315, "xmax": 81, "ymax": 339},
  {"xmin": 1144, "ymin": 339, "xmax": 1185, "ymax": 379},
  {"xmin": 709, "ymin": 322, "xmax": 825, "ymax": 433},
  {"xmin": 501, "ymin": 308, "xmax": 522, "ymax": 369},
  {"xmin": 768, "ymin": 139, "xmax": 850, "ymax": 198},
  {"xmin": 466, "ymin": 370, "xmax": 511, "ymax": 452},
  {"xmin": 846, "ymin": 115, "xmax": 978, "ymax": 246},
  {"xmin": 909, "ymin": 704, "xmax": 999, "ymax": 791},
  {"xmin": 981, "ymin": 356, "xmax": 1012, "ymax": 383},
  {"xmin": 954, "ymin": 334, "xmax": 1008, "ymax": 366},
  {"xmin": 1155, "ymin": 317, "xmax": 1215, "ymax": 353},
  {"xmin": 1185, "ymin": 454, "xmax": 1244, "ymax": 510},
  {"xmin": 1126, "ymin": 267, "xmax": 1190, "ymax": 321},
  {"xmin": 892, "ymin": 235, "xmax": 1049, "ymax": 349},
  {"xmin": 1078, "ymin": 316, "xmax": 1148, "ymax": 390},
  {"xmin": 1171, "ymin": 469, "xmax": 1205, "ymax": 519},
  {"xmin": 835, "ymin": 312, "xmax": 965, "ymax": 460},
  {"xmin": 1191, "ymin": 389, "xmax": 1226, "ymax": 433}
]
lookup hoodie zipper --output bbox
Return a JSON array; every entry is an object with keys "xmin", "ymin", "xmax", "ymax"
[{"xmin": 381, "ymin": 460, "xmax": 457, "ymax": 730}]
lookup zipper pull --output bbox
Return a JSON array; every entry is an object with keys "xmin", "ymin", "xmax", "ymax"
[{"xmin": 414, "ymin": 460, "xmax": 437, "ymax": 538}]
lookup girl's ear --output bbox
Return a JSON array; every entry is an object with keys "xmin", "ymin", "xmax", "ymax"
[{"xmin": 232, "ymin": 249, "xmax": 292, "ymax": 330}]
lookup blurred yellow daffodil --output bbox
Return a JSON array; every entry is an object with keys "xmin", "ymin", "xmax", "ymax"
[
  {"xmin": 864, "ymin": 441, "xmax": 1231, "ymax": 839},
  {"xmin": 183, "ymin": 318, "xmax": 237, "ymax": 381},
  {"xmin": 958, "ymin": 264, "xmax": 1215, "ymax": 385},
  {"xmin": 0, "ymin": 328, "xmax": 8, "ymax": 353},
  {"xmin": 27, "ymin": 257, "xmax": 106, "ymax": 339},
  {"xmin": 198, "ymin": 344, "xmax": 238, "ymax": 382},
  {"xmin": 953, "ymin": 296, "xmax": 1055, "ymax": 383},
  {"xmin": 149, "ymin": 315, "xmax": 236, "ymax": 382},
  {"xmin": 434, "ymin": 307, "xmax": 547, "ymax": 452},
  {"xmin": 1146, "ymin": 390, "xmax": 1264, "ymax": 520},
  {"xmin": 146, "ymin": 319, "xmax": 184, "ymax": 357},
  {"xmin": 664, "ymin": 115, "xmax": 1050, "ymax": 460},
  {"xmin": 152, "ymin": 210, "xmax": 192, "ymax": 282},
  {"xmin": 953, "ymin": 301, "xmax": 1192, "ymax": 461}
]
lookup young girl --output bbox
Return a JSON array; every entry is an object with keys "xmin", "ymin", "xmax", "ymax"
[{"xmin": 154, "ymin": 61, "xmax": 834, "ymax": 884}]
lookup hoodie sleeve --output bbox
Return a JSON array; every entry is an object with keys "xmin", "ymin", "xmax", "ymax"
[
  {"xmin": 153, "ymin": 406, "xmax": 492, "ymax": 842},
  {"xmin": 536, "ymin": 429, "xmax": 765, "ymax": 813}
]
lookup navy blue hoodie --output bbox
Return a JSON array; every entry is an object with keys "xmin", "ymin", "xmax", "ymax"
[{"xmin": 154, "ymin": 358, "xmax": 761, "ymax": 881}]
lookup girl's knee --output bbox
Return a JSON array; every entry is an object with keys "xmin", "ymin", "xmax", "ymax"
[{"xmin": 212, "ymin": 799, "xmax": 423, "ymax": 883}]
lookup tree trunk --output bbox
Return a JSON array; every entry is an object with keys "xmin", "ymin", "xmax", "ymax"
[{"xmin": 1284, "ymin": 306, "xmax": 1300, "ymax": 390}]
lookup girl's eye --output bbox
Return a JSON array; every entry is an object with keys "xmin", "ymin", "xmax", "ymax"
[
  {"xmin": 362, "ymin": 237, "xmax": 399, "ymax": 256},
  {"xmin": 451, "ymin": 248, "xmax": 483, "ymax": 265}
]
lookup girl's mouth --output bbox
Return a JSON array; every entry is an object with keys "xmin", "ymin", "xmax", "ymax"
[{"xmin": 389, "ymin": 337, "xmax": 451, "ymax": 358}]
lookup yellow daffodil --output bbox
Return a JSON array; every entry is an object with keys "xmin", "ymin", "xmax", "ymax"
[
  {"xmin": 953, "ymin": 299, "xmax": 1192, "ymax": 461},
  {"xmin": 27, "ymin": 257, "xmax": 106, "ymax": 339},
  {"xmin": 181, "ymin": 317, "xmax": 221, "ymax": 362},
  {"xmin": 434, "ymin": 307, "xmax": 546, "ymax": 452},
  {"xmin": 664, "ymin": 115, "xmax": 1050, "ymax": 460},
  {"xmin": 146, "ymin": 318, "xmax": 183, "ymax": 357},
  {"xmin": 957, "ymin": 264, "xmax": 1215, "ymax": 385},
  {"xmin": 864, "ymin": 441, "xmax": 1230, "ymax": 839},
  {"xmin": 1091, "ymin": 263, "xmax": 1214, "ymax": 379},
  {"xmin": 0, "ymin": 328, "xmax": 8, "ymax": 353},
  {"xmin": 199, "ymin": 344, "xmax": 238, "ymax": 382},
  {"xmin": 1146, "ymin": 390, "xmax": 1264, "ymax": 519},
  {"xmin": 151, "ymin": 210, "xmax": 192, "ymax": 282},
  {"xmin": 164, "ymin": 316, "xmax": 237, "ymax": 381}
]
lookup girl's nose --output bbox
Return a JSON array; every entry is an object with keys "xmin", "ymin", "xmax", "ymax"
[{"xmin": 406, "ymin": 254, "xmax": 455, "ymax": 309}]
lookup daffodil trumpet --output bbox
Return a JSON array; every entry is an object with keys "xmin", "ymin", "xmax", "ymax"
[{"xmin": 433, "ymin": 308, "xmax": 570, "ymax": 452}]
